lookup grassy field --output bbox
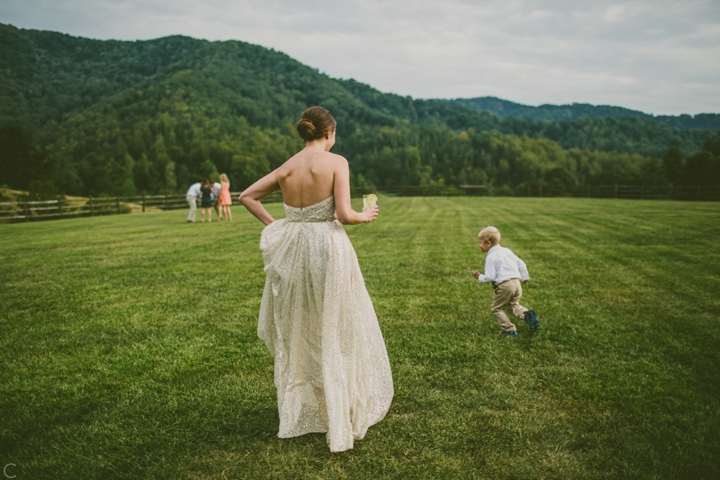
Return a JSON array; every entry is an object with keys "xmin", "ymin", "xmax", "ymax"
[{"xmin": 1, "ymin": 196, "xmax": 719, "ymax": 479}]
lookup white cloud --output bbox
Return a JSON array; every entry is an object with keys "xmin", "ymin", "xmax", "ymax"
[{"xmin": 1, "ymin": 0, "xmax": 719, "ymax": 114}]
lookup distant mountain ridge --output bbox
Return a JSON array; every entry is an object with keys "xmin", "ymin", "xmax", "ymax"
[
  {"xmin": 1, "ymin": 23, "xmax": 718, "ymax": 197},
  {"xmin": 448, "ymin": 97, "xmax": 720, "ymax": 130}
]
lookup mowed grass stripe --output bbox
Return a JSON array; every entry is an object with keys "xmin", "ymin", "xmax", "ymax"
[{"xmin": 0, "ymin": 197, "xmax": 718, "ymax": 479}]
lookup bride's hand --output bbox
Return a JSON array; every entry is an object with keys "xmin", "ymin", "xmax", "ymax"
[{"xmin": 362, "ymin": 205, "xmax": 379, "ymax": 223}]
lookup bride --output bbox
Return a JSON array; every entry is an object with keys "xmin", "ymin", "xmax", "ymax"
[{"xmin": 239, "ymin": 106, "xmax": 394, "ymax": 452}]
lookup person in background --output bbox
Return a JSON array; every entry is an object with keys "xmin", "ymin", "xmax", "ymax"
[
  {"xmin": 212, "ymin": 180, "xmax": 222, "ymax": 219},
  {"xmin": 219, "ymin": 173, "xmax": 232, "ymax": 220},
  {"xmin": 186, "ymin": 181, "xmax": 201, "ymax": 223},
  {"xmin": 200, "ymin": 178, "xmax": 213, "ymax": 222}
]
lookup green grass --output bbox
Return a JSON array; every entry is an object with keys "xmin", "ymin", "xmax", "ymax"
[{"xmin": 1, "ymin": 197, "xmax": 719, "ymax": 479}]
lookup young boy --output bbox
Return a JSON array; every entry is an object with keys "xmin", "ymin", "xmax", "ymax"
[{"xmin": 472, "ymin": 226, "xmax": 540, "ymax": 336}]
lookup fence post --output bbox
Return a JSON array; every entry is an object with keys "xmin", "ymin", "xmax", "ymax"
[
  {"xmin": 58, "ymin": 197, "xmax": 63, "ymax": 219},
  {"xmin": 90, "ymin": 196, "xmax": 94, "ymax": 216},
  {"xmin": 24, "ymin": 199, "xmax": 30, "ymax": 222},
  {"xmin": 117, "ymin": 196, "xmax": 120, "ymax": 214},
  {"xmin": 142, "ymin": 193, "xmax": 145, "ymax": 213},
  {"xmin": 165, "ymin": 193, "xmax": 169, "ymax": 210},
  {"xmin": 614, "ymin": 184, "xmax": 618, "ymax": 199}
]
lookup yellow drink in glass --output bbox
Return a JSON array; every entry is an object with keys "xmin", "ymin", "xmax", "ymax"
[{"xmin": 362, "ymin": 194, "xmax": 377, "ymax": 208}]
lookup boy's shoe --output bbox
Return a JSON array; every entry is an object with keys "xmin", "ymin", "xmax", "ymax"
[
  {"xmin": 524, "ymin": 310, "xmax": 540, "ymax": 333},
  {"xmin": 499, "ymin": 330, "xmax": 518, "ymax": 337}
]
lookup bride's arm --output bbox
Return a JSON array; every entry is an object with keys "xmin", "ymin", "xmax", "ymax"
[
  {"xmin": 239, "ymin": 171, "xmax": 280, "ymax": 226},
  {"xmin": 334, "ymin": 158, "xmax": 378, "ymax": 225}
]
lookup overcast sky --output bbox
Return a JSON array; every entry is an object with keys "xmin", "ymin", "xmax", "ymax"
[{"xmin": 2, "ymin": 0, "xmax": 719, "ymax": 115}]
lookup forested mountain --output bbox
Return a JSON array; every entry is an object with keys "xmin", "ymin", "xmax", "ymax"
[
  {"xmin": 449, "ymin": 97, "xmax": 720, "ymax": 130},
  {"xmin": 1, "ymin": 23, "xmax": 718, "ymax": 198}
]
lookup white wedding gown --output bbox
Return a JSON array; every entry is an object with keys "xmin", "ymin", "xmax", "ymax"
[{"xmin": 257, "ymin": 196, "xmax": 394, "ymax": 452}]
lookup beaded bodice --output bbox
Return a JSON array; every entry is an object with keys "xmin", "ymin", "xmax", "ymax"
[{"xmin": 283, "ymin": 196, "xmax": 335, "ymax": 222}]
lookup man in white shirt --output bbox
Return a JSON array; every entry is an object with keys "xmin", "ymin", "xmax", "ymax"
[
  {"xmin": 472, "ymin": 226, "xmax": 540, "ymax": 336},
  {"xmin": 186, "ymin": 182, "xmax": 201, "ymax": 222}
]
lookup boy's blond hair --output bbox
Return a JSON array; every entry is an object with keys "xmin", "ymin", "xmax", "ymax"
[{"xmin": 478, "ymin": 226, "xmax": 501, "ymax": 245}]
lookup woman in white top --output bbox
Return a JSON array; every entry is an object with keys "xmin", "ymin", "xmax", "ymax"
[{"xmin": 239, "ymin": 106, "xmax": 393, "ymax": 452}]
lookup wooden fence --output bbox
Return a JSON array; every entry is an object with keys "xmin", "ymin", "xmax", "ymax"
[
  {"xmin": 0, "ymin": 193, "xmax": 235, "ymax": 223},
  {"xmin": 1, "ymin": 185, "xmax": 718, "ymax": 223}
]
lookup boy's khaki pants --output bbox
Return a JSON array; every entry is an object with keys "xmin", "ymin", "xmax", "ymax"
[{"xmin": 492, "ymin": 279, "xmax": 528, "ymax": 333}]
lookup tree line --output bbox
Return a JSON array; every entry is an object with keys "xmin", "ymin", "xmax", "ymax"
[{"xmin": 2, "ymin": 119, "xmax": 718, "ymax": 200}]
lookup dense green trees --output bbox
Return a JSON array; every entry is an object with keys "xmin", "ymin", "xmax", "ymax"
[
  {"xmin": 684, "ymin": 138, "xmax": 720, "ymax": 187},
  {"xmin": 1, "ymin": 23, "xmax": 718, "ymax": 197},
  {"xmin": 343, "ymin": 125, "xmax": 705, "ymax": 191},
  {"xmin": 498, "ymin": 116, "xmax": 718, "ymax": 159},
  {"xmin": 0, "ymin": 124, "xmax": 58, "ymax": 198},
  {"xmin": 0, "ymin": 125, "xmax": 36, "ymax": 189}
]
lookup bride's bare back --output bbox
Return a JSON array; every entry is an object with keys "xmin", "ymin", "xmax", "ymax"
[{"xmin": 276, "ymin": 147, "xmax": 338, "ymax": 208}]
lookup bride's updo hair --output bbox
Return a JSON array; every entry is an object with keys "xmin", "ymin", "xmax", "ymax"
[{"xmin": 296, "ymin": 106, "xmax": 337, "ymax": 142}]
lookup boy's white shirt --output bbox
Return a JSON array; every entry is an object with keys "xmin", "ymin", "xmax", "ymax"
[{"xmin": 478, "ymin": 245, "xmax": 530, "ymax": 283}]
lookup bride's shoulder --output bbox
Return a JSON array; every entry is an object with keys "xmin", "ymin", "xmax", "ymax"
[{"xmin": 325, "ymin": 152, "xmax": 348, "ymax": 165}]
